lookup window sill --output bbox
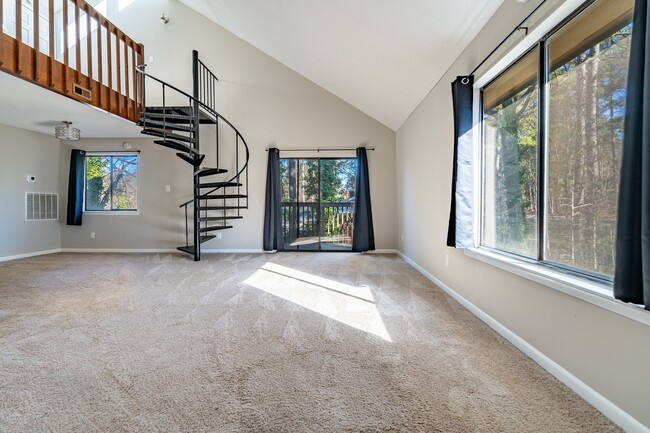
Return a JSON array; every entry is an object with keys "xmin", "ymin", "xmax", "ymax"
[
  {"xmin": 464, "ymin": 247, "xmax": 650, "ymax": 327},
  {"xmin": 83, "ymin": 211, "xmax": 139, "ymax": 215}
]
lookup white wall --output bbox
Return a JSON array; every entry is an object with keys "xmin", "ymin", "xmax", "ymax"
[
  {"xmin": 396, "ymin": 0, "xmax": 650, "ymax": 429},
  {"xmin": 59, "ymin": 137, "xmax": 192, "ymax": 250},
  {"xmin": 0, "ymin": 124, "xmax": 61, "ymax": 258},
  {"xmin": 59, "ymin": 0, "xmax": 396, "ymax": 251}
]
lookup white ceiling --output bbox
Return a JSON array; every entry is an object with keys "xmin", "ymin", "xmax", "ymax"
[
  {"xmin": 179, "ymin": 0, "xmax": 504, "ymax": 130},
  {"xmin": 0, "ymin": 72, "xmax": 142, "ymax": 138}
]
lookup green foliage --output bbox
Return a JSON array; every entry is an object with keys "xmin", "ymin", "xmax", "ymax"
[
  {"xmin": 483, "ymin": 23, "xmax": 632, "ymax": 275},
  {"xmin": 85, "ymin": 156, "xmax": 137, "ymax": 211}
]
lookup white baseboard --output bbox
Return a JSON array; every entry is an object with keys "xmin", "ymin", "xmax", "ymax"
[
  {"xmin": 396, "ymin": 250, "xmax": 648, "ymax": 433},
  {"xmin": 60, "ymin": 248, "xmax": 178, "ymax": 253},
  {"xmin": 366, "ymin": 249, "xmax": 398, "ymax": 254},
  {"xmin": 202, "ymin": 249, "xmax": 265, "ymax": 254},
  {"xmin": 0, "ymin": 248, "xmax": 61, "ymax": 263},
  {"xmin": 61, "ymin": 248, "xmax": 267, "ymax": 254}
]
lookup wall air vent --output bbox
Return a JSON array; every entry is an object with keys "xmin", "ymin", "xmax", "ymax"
[
  {"xmin": 73, "ymin": 84, "xmax": 92, "ymax": 100},
  {"xmin": 25, "ymin": 192, "xmax": 59, "ymax": 221}
]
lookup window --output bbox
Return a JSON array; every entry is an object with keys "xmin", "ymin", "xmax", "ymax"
[
  {"xmin": 480, "ymin": 0, "xmax": 633, "ymax": 280},
  {"xmin": 85, "ymin": 154, "xmax": 138, "ymax": 212}
]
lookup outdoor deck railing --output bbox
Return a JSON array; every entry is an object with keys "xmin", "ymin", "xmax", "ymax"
[{"xmin": 281, "ymin": 202, "xmax": 354, "ymax": 246}]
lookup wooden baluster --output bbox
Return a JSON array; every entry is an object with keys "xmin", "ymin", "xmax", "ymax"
[
  {"xmin": 115, "ymin": 28, "xmax": 121, "ymax": 116},
  {"xmin": 130, "ymin": 40, "xmax": 136, "ymax": 118},
  {"xmin": 137, "ymin": 43, "xmax": 144, "ymax": 114},
  {"xmin": 16, "ymin": 0, "xmax": 22, "ymax": 74},
  {"xmin": 74, "ymin": 1, "xmax": 80, "ymax": 83},
  {"xmin": 33, "ymin": 0, "xmax": 39, "ymax": 81},
  {"xmin": 106, "ymin": 21, "xmax": 112, "ymax": 110},
  {"xmin": 62, "ymin": 0, "xmax": 68, "ymax": 92},
  {"xmin": 0, "ymin": 0, "xmax": 4, "ymax": 67},
  {"xmin": 86, "ymin": 5, "xmax": 92, "ymax": 88},
  {"xmin": 48, "ymin": 0, "xmax": 54, "ymax": 87},
  {"xmin": 96, "ymin": 12, "xmax": 102, "ymax": 106},
  {"xmin": 123, "ymin": 35, "xmax": 129, "ymax": 118}
]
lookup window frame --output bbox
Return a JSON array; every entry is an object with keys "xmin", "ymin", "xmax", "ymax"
[
  {"xmin": 83, "ymin": 152, "xmax": 139, "ymax": 214},
  {"xmin": 476, "ymin": 0, "xmax": 633, "ymax": 286}
]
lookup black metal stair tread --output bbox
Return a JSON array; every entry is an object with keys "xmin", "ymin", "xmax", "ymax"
[
  {"xmin": 144, "ymin": 106, "xmax": 216, "ymax": 124},
  {"xmin": 196, "ymin": 167, "xmax": 228, "ymax": 177},
  {"xmin": 176, "ymin": 152, "xmax": 205, "ymax": 166},
  {"xmin": 141, "ymin": 119, "xmax": 194, "ymax": 133},
  {"xmin": 177, "ymin": 245, "xmax": 196, "ymax": 255},
  {"xmin": 199, "ymin": 206, "xmax": 247, "ymax": 210},
  {"xmin": 142, "ymin": 129, "xmax": 196, "ymax": 144},
  {"xmin": 153, "ymin": 140, "xmax": 195, "ymax": 154},
  {"xmin": 200, "ymin": 225, "xmax": 234, "ymax": 233},
  {"xmin": 196, "ymin": 182, "xmax": 242, "ymax": 189},
  {"xmin": 176, "ymin": 236, "xmax": 216, "ymax": 255},
  {"xmin": 199, "ymin": 216, "xmax": 244, "ymax": 222},
  {"xmin": 198, "ymin": 194, "xmax": 248, "ymax": 200},
  {"xmin": 142, "ymin": 113, "xmax": 194, "ymax": 122}
]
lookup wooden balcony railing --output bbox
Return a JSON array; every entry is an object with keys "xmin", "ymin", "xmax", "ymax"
[
  {"xmin": 0, "ymin": 0, "xmax": 144, "ymax": 122},
  {"xmin": 282, "ymin": 202, "xmax": 355, "ymax": 248}
]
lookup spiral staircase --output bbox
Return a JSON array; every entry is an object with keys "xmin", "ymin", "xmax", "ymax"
[{"xmin": 135, "ymin": 51, "xmax": 249, "ymax": 261}]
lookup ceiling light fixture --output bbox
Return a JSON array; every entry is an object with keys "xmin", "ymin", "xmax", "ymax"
[{"xmin": 55, "ymin": 121, "xmax": 80, "ymax": 141}]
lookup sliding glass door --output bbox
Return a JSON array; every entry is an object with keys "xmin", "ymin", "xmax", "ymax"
[{"xmin": 280, "ymin": 157, "xmax": 357, "ymax": 251}]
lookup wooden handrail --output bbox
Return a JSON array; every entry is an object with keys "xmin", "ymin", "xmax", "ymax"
[{"xmin": 0, "ymin": 0, "xmax": 144, "ymax": 122}]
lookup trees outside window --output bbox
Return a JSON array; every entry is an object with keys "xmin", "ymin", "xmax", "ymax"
[
  {"xmin": 85, "ymin": 155, "xmax": 138, "ymax": 211},
  {"xmin": 480, "ymin": 0, "xmax": 633, "ymax": 279}
]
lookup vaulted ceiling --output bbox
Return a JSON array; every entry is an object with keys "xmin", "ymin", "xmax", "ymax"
[{"xmin": 178, "ymin": 0, "xmax": 504, "ymax": 130}]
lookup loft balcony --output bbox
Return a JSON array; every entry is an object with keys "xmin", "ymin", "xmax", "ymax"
[{"xmin": 0, "ymin": 0, "xmax": 143, "ymax": 122}]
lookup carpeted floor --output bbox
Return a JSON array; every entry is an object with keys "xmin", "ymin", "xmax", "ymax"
[{"xmin": 0, "ymin": 252, "xmax": 619, "ymax": 432}]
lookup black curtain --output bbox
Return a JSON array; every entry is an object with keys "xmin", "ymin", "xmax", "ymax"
[
  {"xmin": 614, "ymin": 0, "xmax": 650, "ymax": 310},
  {"xmin": 263, "ymin": 148, "xmax": 284, "ymax": 251},
  {"xmin": 446, "ymin": 75, "xmax": 474, "ymax": 248},
  {"xmin": 66, "ymin": 149, "xmax": 85, "ymax": 226},
  {"xmin": 352, "ymin": 147, "xmax": 375, "ymax": 252}
]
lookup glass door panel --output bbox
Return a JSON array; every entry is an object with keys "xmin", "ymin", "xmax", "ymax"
[
  {"xmin": 320, "ymin": 158, "xmax": 356, "ymax": 251},
  {"xmin": 281, "ymin": 157, "xmax": 356, "ymax": 251}
]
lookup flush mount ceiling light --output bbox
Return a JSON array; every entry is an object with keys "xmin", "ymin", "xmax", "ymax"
[{"xmin": 55, "ymin": 121, "xmax": 80, "ymax": 141}]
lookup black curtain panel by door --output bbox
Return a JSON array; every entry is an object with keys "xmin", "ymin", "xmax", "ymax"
[
  {"xmin": 263, "ymin": 148, "xmax": 284, "ymax": 251},
  {"xmin": 447, "ymin": 75, "xmax": 474, "ymax": 248},
  {"xmin": 352, "ymin": 147, "xmax": 375, "ymax": 252},
  {"xmin": 614, "ymin": 0, "xmax": 650, "ymax": 310},
  {"xmin": 66, "ymin": 149, "xmax": 85, "ymax": 226}
]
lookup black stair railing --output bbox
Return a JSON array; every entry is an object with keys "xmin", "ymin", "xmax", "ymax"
[{"xmin": 135, "ymin": 51, "xmax": 250, "ymax": 261}]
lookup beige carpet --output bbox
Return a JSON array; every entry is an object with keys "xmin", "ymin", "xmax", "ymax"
[{"xmin": 0, "ymin": 252, "xmax": 619, "ymax": 432}]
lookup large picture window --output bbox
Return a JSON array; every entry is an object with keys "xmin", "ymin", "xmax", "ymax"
[
  {"xmin": 85, "ymin": 154, "xmax": 138, "ymax": 212},
  {"xmin": 480, "ymin": 0, "xmax": 633, "ymax": 280}
]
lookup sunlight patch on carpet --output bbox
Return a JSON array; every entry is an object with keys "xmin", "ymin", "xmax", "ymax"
[{"xmin": 244, "ymin": 262, "xmax": 391, "ymax": 341}]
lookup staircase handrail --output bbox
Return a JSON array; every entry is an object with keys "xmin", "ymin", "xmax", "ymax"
[{"xmin": 135, "ymin": 64, "xmax": 250, "ymax": 208}]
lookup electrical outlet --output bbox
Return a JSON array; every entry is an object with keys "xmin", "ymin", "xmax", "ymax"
[
  {"xmin": 165, "ymin": 185, "xmax": 171, "ymax": 192},
  {"xmin": 149, "ymin": 56, "xmax": 154, "ymax": 63},
  {"xmin": 217, "ymin": 233, "xmax": 222, "ymax": 239},
  {"xmin": 400, "ymin": 235, "xmax": 404, "ymax": 242},
  {"xmin": 90, "ymin": 232, "xmax": 95, "ymax": 239}
]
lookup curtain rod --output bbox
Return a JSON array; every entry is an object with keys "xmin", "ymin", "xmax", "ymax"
[
  {"xmin": 467, "ymin": 0, "xmax": 548, "ymax": 78},
  {"xmin": 266, "ymin": 147, "xmax": 375, "ymax": 152},
  {"xmin": 85, "ymin": 150, "xmax": 141, "ymax": 154}
]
